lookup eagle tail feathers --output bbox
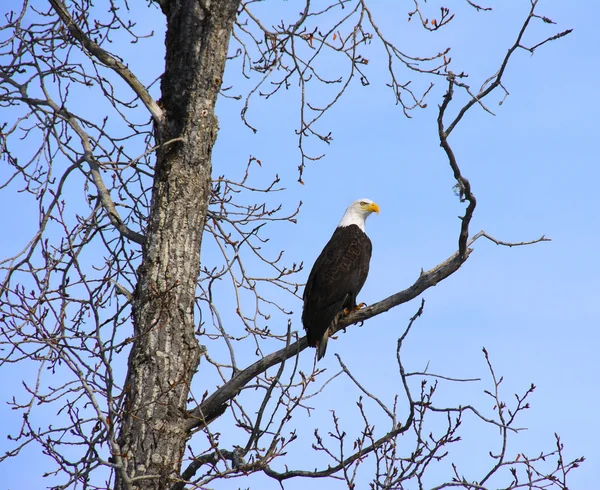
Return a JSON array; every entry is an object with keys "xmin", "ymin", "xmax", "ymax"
[{"xmin": 317, "ymin": 329, "xmax": 329, "ymax": 360}]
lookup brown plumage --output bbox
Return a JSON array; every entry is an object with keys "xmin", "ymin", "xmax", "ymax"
[{"xmin": 302, "ymin": 199, "xmax": 379, "ymax": 360}]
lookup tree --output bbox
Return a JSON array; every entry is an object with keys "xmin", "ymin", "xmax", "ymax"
[{"xmin": 0, "ymin": 1, "xmax": 583, "ymax": 489}]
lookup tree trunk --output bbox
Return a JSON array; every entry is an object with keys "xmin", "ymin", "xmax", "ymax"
[{"xmin": 116, "ymin": 1, "xmax": 240, "ymax": 489}]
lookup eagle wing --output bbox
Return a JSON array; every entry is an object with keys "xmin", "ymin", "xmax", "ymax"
[{"xmin": 302, "ymin": 225, "xmax": 372, "ymax": 352}]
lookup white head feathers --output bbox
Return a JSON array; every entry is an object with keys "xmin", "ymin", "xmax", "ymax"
[{"xmin": 338, "ymin": 198, "xmax": 380, "ymax": 232}]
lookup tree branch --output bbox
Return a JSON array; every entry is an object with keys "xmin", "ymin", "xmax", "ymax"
[
  {"xmin": 261, "ymin": 301, "xmax": 424, "ymax": 483},
  {"xmin": 87, "ymin": 157, "xmax": 147, "ymax": 245},
  {"xmin": 184, "ymin": 226, "xmax": 548, "ymax": 432},
  {"xmin": 49, "ymin": 0, "xmax": 164, "ymax": 128},
  {"xmin": 262, "ymin": 417, "xmax": 413, "ymax": 482},
  {"xmin": 438, "ymin": 73, "xmax": 476, "ymax": 259}
]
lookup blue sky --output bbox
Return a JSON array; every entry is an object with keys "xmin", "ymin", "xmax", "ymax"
[{"xmin": 1, "ymin": 0, "xmax": 598, "ymax": 488}]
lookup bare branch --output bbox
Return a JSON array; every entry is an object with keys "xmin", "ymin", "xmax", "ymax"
[
  {"xmin": 185, "ymin": 224, "xmax": 550, "ymax": 431},
  {"xmin": 48, "ymin": 0, "xmax": 164, "ymax": 128}
]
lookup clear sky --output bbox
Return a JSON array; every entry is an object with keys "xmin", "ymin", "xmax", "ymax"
[{"xmin": 0, "ymin": 0, "xmax": 598, "ymax": 488}]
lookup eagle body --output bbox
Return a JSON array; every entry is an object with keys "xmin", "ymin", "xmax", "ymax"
[{"xmin": 302, "ymin": 199, "xmax": 379, "ymax": 360}]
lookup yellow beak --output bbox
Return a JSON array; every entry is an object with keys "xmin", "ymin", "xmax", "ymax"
[{"xmin": 368, "ymin": 202, "xmax": 380, "ymax": 214}]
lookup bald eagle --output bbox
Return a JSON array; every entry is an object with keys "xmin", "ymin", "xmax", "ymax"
[{"xmin": 302, "ymin": 199, "xmax": 379, "ymax": 360}]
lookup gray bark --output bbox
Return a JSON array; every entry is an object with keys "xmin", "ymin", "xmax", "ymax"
[{"xmin": 116, "ymin": 1, "xmax": 241, "ymax": 489}]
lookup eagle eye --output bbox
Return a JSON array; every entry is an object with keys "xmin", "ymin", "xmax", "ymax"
[{"xmin": 359, "ymin": 201, "xmax": 367, "ymax": 206}]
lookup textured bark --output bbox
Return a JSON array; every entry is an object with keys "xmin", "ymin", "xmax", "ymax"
[{"xmin": 116, "ymin": 1, "xmax": 241, "ymax": 489}]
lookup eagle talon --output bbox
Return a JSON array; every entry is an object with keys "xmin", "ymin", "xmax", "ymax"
[{"xmin": 344, "ymin": 303, "xmax": 367, "ymax": 315}]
